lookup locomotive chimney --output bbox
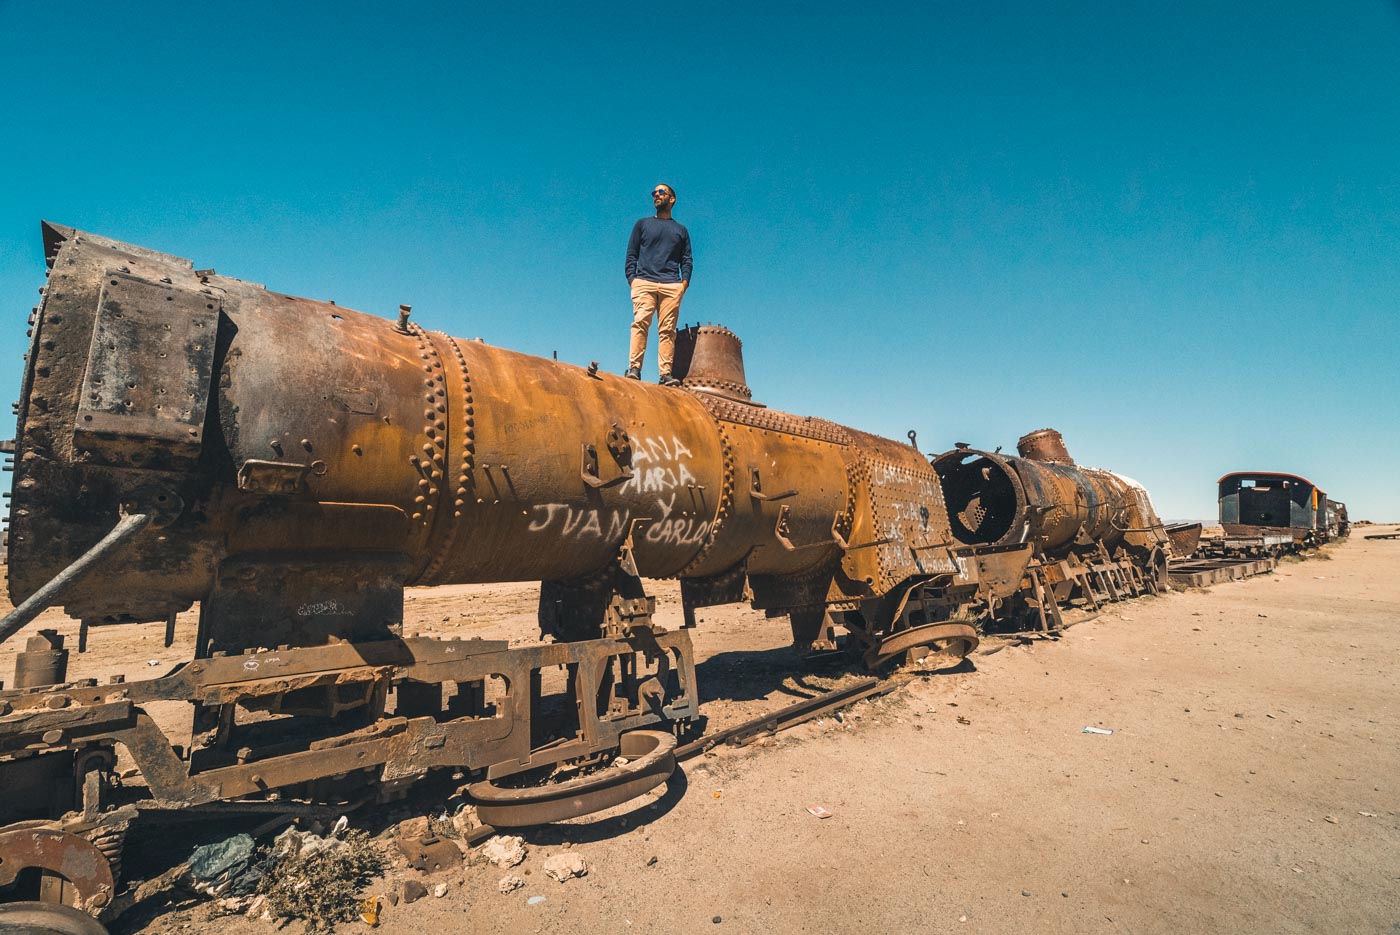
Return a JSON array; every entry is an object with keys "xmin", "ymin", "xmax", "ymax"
[
  {"xmin": 671, "ymin": 324, "xmax": 754, "ymax": 403},
  {"xmin": 1016, "ymin": 428, "xmax": 1075, "ymax": 465}
]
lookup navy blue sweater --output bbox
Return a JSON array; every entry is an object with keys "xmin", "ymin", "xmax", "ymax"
[{"xmin": 625, "ymin": 217, "xmax": 692, "ymax": 284}]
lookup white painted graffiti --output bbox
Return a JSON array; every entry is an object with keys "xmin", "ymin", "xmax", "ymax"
[
  {"xmin": 620, "ymin": 435, "xmax": 699, "ymax": 497},
  {"xmin": 528, "ymin": 504, "xmax": 630, "ymax": 541},
  {"xmin": 526, "ymin": 434, "xmax": 713, "ymax": 549}
]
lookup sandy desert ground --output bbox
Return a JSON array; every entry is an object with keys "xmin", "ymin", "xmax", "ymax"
[{"xmin": 1, "ymin": 528, "xmax": 1397, "ymax": 934}]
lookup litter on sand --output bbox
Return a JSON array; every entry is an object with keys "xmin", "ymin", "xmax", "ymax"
[
  {"xmin": 1081, "ymin": 726, "xmax": 1114, "ymax": 735},
  {"xmin": 527, "ymin": 895, "xmax": 547, "ymax": 906},
  {"xmin": 806, "ymin": 805, "xmax": 833, "ymax": 819}
]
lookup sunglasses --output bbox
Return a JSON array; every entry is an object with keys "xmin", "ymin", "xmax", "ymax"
[{"xmin": 652, "ymin": 188, "xmax": 670, "ymax": 196}]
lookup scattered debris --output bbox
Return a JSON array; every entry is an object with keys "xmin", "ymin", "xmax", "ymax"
[
  {"xmin": 499, "ymin": 875, "xmax": 525, "ymax": 894},
  {"xmin": 187, "ymin": 833, "xmax": 256, "ymax": 897},
  {"xmin": 481, "ymin": 834, "xmax": 527, "ymax": 868},
  {"xmin": 1360, "ymin": 811, "xmax": 1377, "ymax": 818},
  {"xmin": 543, "ymin": 852, "xmax": 588, "ymax": 882},
  {"xmin": 257, "ymin": 828, "xmax": 386, "ymax": 934},
  {"xmin": 806, "ymin": 805, "xmax": 834, "ymax": 819},
  {"xmin": 1081, "ymin": 726, "xmax": 1113, "ymax": 735},
  {"xmin": 395, "ymin": 817, "xmax": 463, "ymax": 873},
  {"xmin": 433, "ymin": 882, "xmax": 449, "ymax": 898},
  {"xmin": 358, "ymin": 895, "xmax": 383, "ymax": 926},
  {"xmin": 956, "ymin": 716, "xmax": 971, "ymax": 725},
  {"xmin": 527, "ymin": 895, "xmax": 547, "ymax": 906},
  {"xmin": 400, "ymin": 879, "xmax": 428, "ymax": 904},
  {"xmin": 1324, "ymin": 815, "xmax": 1338, "ymax": 824}
]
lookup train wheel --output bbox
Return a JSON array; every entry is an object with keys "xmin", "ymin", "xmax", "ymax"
[
  {"xmin": 862, "ymin": 622, "xmax": 979, "ymax": 671},
  {"xmin": 0, "ymin": 901, "xmax": 109, "ymax": 935},
  {"xmin": 468, "ymin": 729, "xmax": 677, "ymax": 827}
]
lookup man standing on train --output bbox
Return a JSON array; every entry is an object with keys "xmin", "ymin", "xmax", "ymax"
[{"xmin": 624, "ymin": 183, "xmax": 692, "ymax": 386}]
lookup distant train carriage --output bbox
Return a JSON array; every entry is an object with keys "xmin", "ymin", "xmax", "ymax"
[
  {"xmin": 1218, "ymin": 472, "xmax": 1329, "ymax": 548},
  {"xmin": 1326, "ymin": 499, "xmax": 1350, "ymax": 538}
]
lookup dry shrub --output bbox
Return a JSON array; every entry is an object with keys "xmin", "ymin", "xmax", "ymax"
[{"xmin": 257, "ymin": 830, "xmax": 385, "ymax": 933}]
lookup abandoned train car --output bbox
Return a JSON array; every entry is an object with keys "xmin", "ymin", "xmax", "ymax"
[{"xmin": 0, "ymin": 224, "xmax": 1182, "ymax": 924}]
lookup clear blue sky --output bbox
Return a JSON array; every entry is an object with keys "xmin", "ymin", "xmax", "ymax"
[{"xmin": 2, "ymin": 1, "xmax": 1396, "ymax": 521}]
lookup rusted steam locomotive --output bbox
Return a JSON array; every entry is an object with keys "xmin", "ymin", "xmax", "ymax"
[{"xmin": 0, "ymin": 225, "xmax": 1174, "ymax": 920}]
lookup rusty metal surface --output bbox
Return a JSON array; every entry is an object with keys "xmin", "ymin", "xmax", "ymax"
[
  {"xmin": 930, "ymin": 432, "xmax": 1170, "ymax": 628},
  {"xmin": 1165, "ymin": 522, "xmax": 1203, "ymax": 560},
  {"xmin": 0, "ymin": 828, "xmax": 115, "ymax": 915},
  {"xmin": 9, "ymin": 225, "xmax": 1022, "ymax": 673},
  {"xmin": 0, "ymin": 227, "xmax": 1192, "ymax": 908},
  {"xmin": 932, "ymin": 442, "xmax": 1168, "ymax": 558},
  {"xmin": 12, "ymin": 631, "xmax": 69, "ymax": 690},
  {"xmin": 1168, "ymin": 556, "xmax": 1278, "ymax": 588},
  {"xmin": 675, "ymin": 677, "xmax": 894, "ymax": 760},
  {"xmin": 672, "ymin": 324, "xmax": 753, "ymax": 402},
  {"xmin": 861, "ymin": 622, "xmax": 978, "ymax": 670},
  {"xmin": 1015, "ymin": 427, "xmax": 1074, "ymax": 465},
  {"xmin": 468, "ymin": 729, "xmax": 676, "ymax": 827},
  {"xmin": 0, "ymin": 901, "xmax": 110, "ymax": 935}
]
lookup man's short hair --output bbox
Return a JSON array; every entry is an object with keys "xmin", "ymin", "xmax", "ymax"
[{"xmin": 660, "ymin": 183, "xmax": 677, "ymax": 200}]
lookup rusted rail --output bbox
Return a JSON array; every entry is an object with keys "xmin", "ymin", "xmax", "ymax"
[{"xmin": 676, "ymin": 677, "xmax": 897, "ymax": 761}]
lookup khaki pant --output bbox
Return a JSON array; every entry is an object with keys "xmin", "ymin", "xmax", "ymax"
[{"xmin": 628, "ymin": 278, "xmax": 687, "ymax": 375}]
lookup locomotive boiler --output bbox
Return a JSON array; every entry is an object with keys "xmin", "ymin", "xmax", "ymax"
[
  {"xmin": 931, "ymin": 429, "xmax": 1172, "ymax": 628},
  {"xmin": 0, "ymin": 224, "xmax": 1043, "ymax": 915}
]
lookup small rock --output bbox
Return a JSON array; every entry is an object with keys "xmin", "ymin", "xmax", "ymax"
[
  {"xmin": 646, "ymin": 856, "xmax": 658, "ymax": 867},
  {"xmin": 433, "ymin": 882, "xmax": 449, "ymax": 898},
  {"xmin": 959, "ymin": 915, "xmax": 968, "ymax": 923},
  {"xmin": 1323, "ymin": 815, "xmax": 1338, "ymax": 824},
  {"xmin": 543, "ymin": 852, "xmax": 588, "ymax": 883},
  {"xmin": 1360, "ymin": 811, "xmax": 1377, "ymax": 817},
  {"xmin": 400, "ymin": 879, "xmax": 428, "ymax": 904},
  {"xmin": 498, "ymin": 875, "xmax": 525, "ymax": 894},
  {"xmin": 1021, "ymin": 890, "xmax": 1031, "ymax": 897},
  {"xmin": 451, "ymin": 805, "xmax": 480, "ymax": 837},
  {"xmin": 480, "ymin": 835, "xmax": 526, "ymax": 868},
  {"xmin": 712, "ymin": 916, "xmax": 722, "ymax": 924},
  {"xmin": 396, "ymin": 816, "xmax": 432, "ymax": 839}
]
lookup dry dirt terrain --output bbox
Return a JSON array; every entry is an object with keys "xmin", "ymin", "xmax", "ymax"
[{"xmin": 2, "ymin": 528, "xmax": 1397, "ymax": 934}]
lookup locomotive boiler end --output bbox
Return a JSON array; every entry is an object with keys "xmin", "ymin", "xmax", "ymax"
[{"xmin": 930, "ymin": 431, "xmax": 1172, "ymax": 623}]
